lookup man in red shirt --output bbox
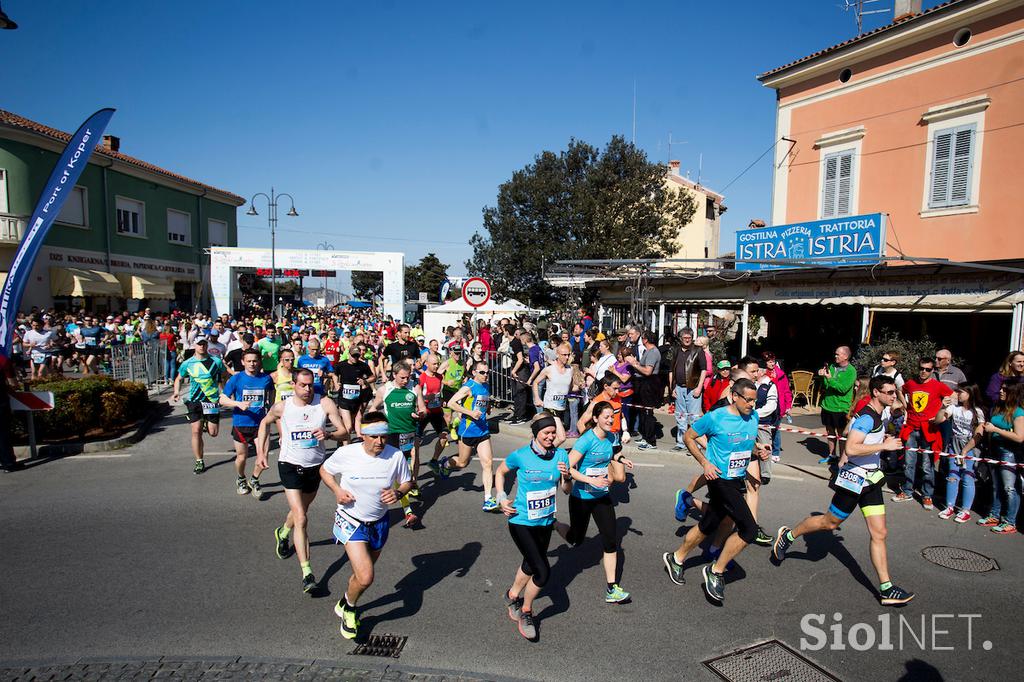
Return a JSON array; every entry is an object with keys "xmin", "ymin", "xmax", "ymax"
[
  {"xmin": 418, "ymin": 353, "xmax": 450, "ymax": 473},
  {"xmin": 322, "ymin": 329, "xmax": 342, "ymax": 365},
  {"xmin": 892, "ymin": 356, "xmax": 952, "ymax": 510}
]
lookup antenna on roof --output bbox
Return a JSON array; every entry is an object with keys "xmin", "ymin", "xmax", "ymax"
[
  {"xmin": 667, "ymin": 132, "xmax": 687, "ymax": 166},
  {"xmin": 632, "ymin": 79, "xmax": 637, "ymax": 145},
  {"xmin": 841, "ymin": 0, "xmax": 890, "ymax": 35}
]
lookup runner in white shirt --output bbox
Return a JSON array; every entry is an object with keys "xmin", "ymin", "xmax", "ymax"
[
  {"xmin": 23, "ymin": 318, "xmax": 55, "ymax": 379},
  {"xmin": 320, "ymin": 411, "xmax": 412, "ymax": 640},
  {"xmin": 256, "ymin": 368, "xmax": 348, "ymax": 595}
]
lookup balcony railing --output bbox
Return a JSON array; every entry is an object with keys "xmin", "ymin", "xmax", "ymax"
[{"xmin": 0, "ymin": 213, "xmax": 27, "ymax": 243}]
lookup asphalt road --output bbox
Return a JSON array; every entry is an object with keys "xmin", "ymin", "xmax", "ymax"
[{"xmin": 0, "ymin": 405, "xmax": 1019, "ymax": 681}]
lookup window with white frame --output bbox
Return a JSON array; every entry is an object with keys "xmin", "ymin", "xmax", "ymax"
[
  {"xmin": 820, "ymin": 149, "xmax": 855, "ymax": 218},
  {"xmin": 116, "ymin": 197, "xmax": 145, "ymax": 236},
  {"xmin": 167, "ymin": 208, "xmax": 191, "ymax": 245},
  {"xmin": 928, "ymin": 124, "xmax": 975, "ymax": 209},
  {"xmin": 208, "ymin": 218, "xmax": 228, "ymax": 247},
  {"xmin": 57, "ymin": 186, "xmax": 88, "ymax": 227},
  {"xmin": 920, "ymin": 96, "xmax": 987, "ymax": 216},
  {"xmin": 0, "ymin": 169, "xmax": 8, "ymax": 213}
]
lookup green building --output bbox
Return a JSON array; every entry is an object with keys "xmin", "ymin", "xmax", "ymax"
[{"xmin": 0, "ymin": 109, "xmax": 244, "ymax": 314}]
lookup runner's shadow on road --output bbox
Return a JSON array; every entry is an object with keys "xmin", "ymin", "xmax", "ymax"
[
  {"xmin": 898, "ymin": 659, "xmax": 943, "ymax": 682},
  {"xmin": 610, "ymin": 473, "xmax": 638, "ymax": 505},
  {"xmin": 538, "ymin": 516, "xmax": 636, "ymax": 620},
  {"xmin": 798, "ymin": 438, "xmax": 830, "ymax": 459},
  {"xmin": 410, "ymin": 470, "xmax": 483, "ymax": 523},
  {"xmin": 357, "ymin": 541, "xmax": 482, "ymax": 640},
  {"xmin": 768, "ymin": 513, "xmax": 877, "ymax": 598}
]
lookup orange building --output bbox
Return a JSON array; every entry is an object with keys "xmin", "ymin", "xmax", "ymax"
[
  {"xmin": 555, "ymin": 0, "xmax": 1023, "ymax": 371},
  {"xmin": 758, "ymin": 0, "xmax": 1024, "ymax": 263}
]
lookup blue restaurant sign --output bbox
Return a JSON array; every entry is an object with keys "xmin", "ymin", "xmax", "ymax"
[{"xmin": 735, "ymin": 212, "xmax": 886, "ymax": 271}]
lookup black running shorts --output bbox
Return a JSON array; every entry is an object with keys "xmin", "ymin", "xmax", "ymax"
[
  {"xmin": 231, "ymin": 425, "xmax": 258, "ymax": 445},
  {"xmin": 278, "ymin": 461, "xmax": 322, "ymax": 493},
  {"xmin": 185, "ymin": 399, "xmax": 221, "ymax": 425}
]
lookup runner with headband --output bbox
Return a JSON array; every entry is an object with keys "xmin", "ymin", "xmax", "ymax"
[
  {"xmin": 496, "ymin": 413, "xmax": 571, "ymax": 640},
  {"xmin": 320, "ymin": 412, "xmax": 413, "ymax": 640}
]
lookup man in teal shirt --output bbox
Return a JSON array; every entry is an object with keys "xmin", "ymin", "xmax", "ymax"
[{"xmin": 818, "ymin": 345, "xmax": 856, "ymax": 463}]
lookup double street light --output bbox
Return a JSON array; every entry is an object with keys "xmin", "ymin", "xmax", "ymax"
[
  {"xmin": 316, "ymin": 241, "xmax": 335, "ymax": 305},
  {"xmin": 246, "ymin": 188, "xmax": 298, "ymax": 319}
]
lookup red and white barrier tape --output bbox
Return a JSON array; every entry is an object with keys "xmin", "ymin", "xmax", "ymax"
[{"xmin": 775, "ymin": 425, "xmax": 1023, "ymax": 469}]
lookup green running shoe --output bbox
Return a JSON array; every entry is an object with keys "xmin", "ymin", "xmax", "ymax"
[
  {"xmin": 274, "ymin": 526, "xmax": 290, "ymax": 560},
  {"xmin": 302, "ymin": 573, "xmax": 317, "ymax": 594},
  {"xmin": 335, "ymin": 600, "xmax": 359, "ymax": 639},
  {"xmin": 605, "ymin": 584, "xmax": 631, "ymax": 603}
]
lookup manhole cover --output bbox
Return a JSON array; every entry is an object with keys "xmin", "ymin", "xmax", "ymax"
[
  {"xmin": 703, "ymin": 640, "xmax": 840, "ymax": 682},
  {"xmin": 348, "ymin": 633, "xmax": 408, "ymax": 658},
  {"xmin": 921, "ymin": 546, "xmax": 999, "ymax": 572}
]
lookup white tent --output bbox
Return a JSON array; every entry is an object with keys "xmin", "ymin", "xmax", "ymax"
[{"xmin": 422, "ymin": 297, "xmax": 534, "ymax": 343}]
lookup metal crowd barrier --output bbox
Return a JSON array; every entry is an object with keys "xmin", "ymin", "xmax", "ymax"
[
  {"xmin": 109, "ymin": 340, "xmax": 168, "ymax": 386},
  {"xmin": 484, "ymin": 349, "xmax": 516, "ymax": 404}
]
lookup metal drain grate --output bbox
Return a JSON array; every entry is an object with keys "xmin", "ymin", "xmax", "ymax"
[
  {"xmin": 921, "ymin": 546, "xmax": 999, "ymax": 572},
  {"xmin": 348, "ymin": 633, "xmax": 408, "ymax": 658},
  {"xmin": 703, "ymin": 640, "xmax": 840, "ymax": 682}
]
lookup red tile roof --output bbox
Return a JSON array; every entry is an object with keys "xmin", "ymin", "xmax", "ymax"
[
  {"xmin": 0, "ymin": 109, "xmax": 245, "ymax": 205},
  {"xmin": 757, "ymin": 0, "xmax": 969, "ymax": 82}
]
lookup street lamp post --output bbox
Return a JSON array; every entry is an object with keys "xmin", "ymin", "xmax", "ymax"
[
  {"xmin": 316, "ymin": 241, "xmax": 335, "ymax": 305},
  {"xmin": 246, "ymin": 188, "xmax": 298, "ymax": 321}
]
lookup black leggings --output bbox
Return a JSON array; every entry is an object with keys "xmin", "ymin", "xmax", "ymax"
[
  {"xmin": 566, "ymin": 495, "xmax": 618, "ymax": 553},
  {"xmin": 508, "ymin": 522, "xmax": 554, "ymax": 588},
  {"xmin": 698, "ymin": 478, "xmax": 758, "ymax": 544}
]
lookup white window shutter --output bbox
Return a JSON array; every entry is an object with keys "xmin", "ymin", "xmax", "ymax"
[
  {"xmin": 837, "ymin": 152, "xmax": 853, "ymax": 216},
  {"xmin": 949, "ymin": 127, "xmax": 974, "ymax": 205},
  {"xmin": 822, "ymin": 154, "xmax": 838, "ymax": 218},
  {"xmin": 929, "ymin": 131, "xmax": 953, "ymax": 207}
]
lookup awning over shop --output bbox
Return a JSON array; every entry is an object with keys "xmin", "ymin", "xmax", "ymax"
[
  {"xmin": 50, "ymin": 267, "xmax": 122, "ymax": 297},
  {"xmin": 750, "ymin": 277, "xmax": 1024, "ymax": 312},
  {"xmin": 115, "ymin": 272, "xmax": 175, "ymax": 300}
]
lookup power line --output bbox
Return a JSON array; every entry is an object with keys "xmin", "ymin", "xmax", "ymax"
[{"xmin": 719, "ymin": 138, "xmax": 781, "ymax": 193}]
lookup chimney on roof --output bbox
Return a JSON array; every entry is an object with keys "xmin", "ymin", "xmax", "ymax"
[
  {"xmin": 102, "ymin": 135, "xmax": 120, "ymax": 153},
  {"xmin": 893, "ymin": 0, "xmax": 922, "ymax": 22},
  {"xmin": 669, "ymin": 159, "xmax": 681, "ymax": 176}
]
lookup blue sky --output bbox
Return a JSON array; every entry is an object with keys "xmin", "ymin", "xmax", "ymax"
[{"xmin": 1, "ymin": 0, "xmax": 928, "ymax": 290}]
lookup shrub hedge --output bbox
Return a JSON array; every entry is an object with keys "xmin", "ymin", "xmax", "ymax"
[{"xmin": 18, "ymin": 375, "xmax": 149, "ymax": 440}]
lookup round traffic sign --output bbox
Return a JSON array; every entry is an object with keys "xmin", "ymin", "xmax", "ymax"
[{"xmin": 461, "ymin": 277, "xmax": 491, "ymax": 308}]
